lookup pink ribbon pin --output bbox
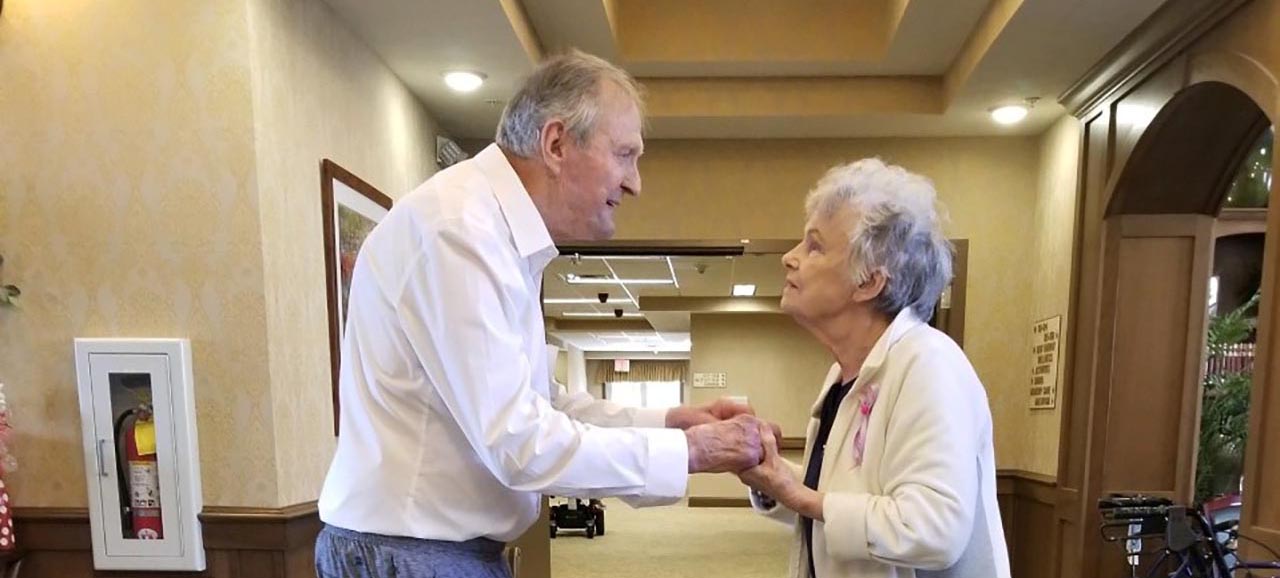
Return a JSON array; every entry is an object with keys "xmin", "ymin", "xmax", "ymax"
[{"xmin": 851, "ymin": 385, "xmax": 879, "ymax": 467}]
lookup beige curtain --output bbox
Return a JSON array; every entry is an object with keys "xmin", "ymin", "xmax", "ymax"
[{"xmin": 590, "ymin": 360, "xmax": 689, "ymax": 385}]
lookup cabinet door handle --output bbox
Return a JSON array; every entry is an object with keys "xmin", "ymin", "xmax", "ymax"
[{"xmin": 96, "ymin": 439, "xmax": 110, "ymax": 477}]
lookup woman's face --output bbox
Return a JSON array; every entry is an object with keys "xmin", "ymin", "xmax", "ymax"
[{"xmin": 780, "ymin": 207, "xmax": 862, "ymax": 322}]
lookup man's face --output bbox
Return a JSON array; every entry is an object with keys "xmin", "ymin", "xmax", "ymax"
[{"xmin": 553, "ymin": 82, "xmax": 643, "ymax": 241}]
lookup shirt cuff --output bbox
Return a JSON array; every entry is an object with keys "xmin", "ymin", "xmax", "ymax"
[
  {"xmin": 632, "ymin": 407, "xmax": 670, "ymax": 429},
  {"xmin": 822, "ymin": 491, "xmax": 873, "ymax": 562},
  {"xmin": 641, "ymin": 428, "xmax": 688, "ymax": 499}
]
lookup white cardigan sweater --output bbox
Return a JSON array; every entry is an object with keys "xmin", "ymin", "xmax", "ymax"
[{"xmin": 751, "ymin": 309, "xmax": 1011, "ymax": 578}]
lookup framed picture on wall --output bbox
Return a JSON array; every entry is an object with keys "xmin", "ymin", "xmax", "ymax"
[{"xmin": 320, "ymin": 159, "xmax": 392, "ymax": 436}]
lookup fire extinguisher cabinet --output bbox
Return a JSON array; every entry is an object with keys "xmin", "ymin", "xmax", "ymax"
[{"xmin": 74, "ymin": 338, "xmax": 205, "ymax": 571}]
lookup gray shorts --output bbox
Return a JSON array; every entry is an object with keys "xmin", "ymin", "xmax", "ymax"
[{"xmin": 316, "ymin": 524, "xmax": 511, "ymax": 578}]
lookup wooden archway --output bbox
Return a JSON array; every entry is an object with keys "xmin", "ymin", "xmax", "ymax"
[{"xmin": 1058, "ymin": 76, "xmax": 1274, "ymax": 577}]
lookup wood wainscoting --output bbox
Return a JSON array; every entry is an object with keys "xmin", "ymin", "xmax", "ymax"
[
  {"xmin": 688, "ymin": 469, "xmax": 1058, "ymax": 578},
  {"xmin": 10, "ymin": 503, "xmax": 322, "ymax": 578},
  {"xmin": 9, "ymin": 503, "xmax": 534, "ymax": 578},
  {"xmin": 997, "ymin": 469, "xmax": 1058, "ymax": 578}
]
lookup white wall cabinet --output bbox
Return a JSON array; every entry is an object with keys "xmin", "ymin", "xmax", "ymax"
[{"xmin": 74, "ymin": 339, "xmax": 205, "ymax": 571}]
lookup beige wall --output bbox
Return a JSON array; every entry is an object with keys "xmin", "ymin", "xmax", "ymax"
[
  {"xmin": 1019, "ymin": 116, "xmax": 1082, "ymax": 476},
  {"xmin": 0, "ymin": 0, "xmax": 276, "ymax": 507},
  {"xmin": 0, "ymin": 0, "xmax": 440, "ymax": 508},
  {"xmin": 687, "ymin": 314, "xmax": 832, "ymax": 498},
  {"xmin": 620, "ymin": 138, "xmax": 1042, "ymax": 471},
  {"xmin": 246, "ymin": 0, "xmax": 440, "ymax": 507}
]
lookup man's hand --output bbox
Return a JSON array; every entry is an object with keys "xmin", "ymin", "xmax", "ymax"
[
  {"xmin": 685, "ymin": 414, "xmax": 765, "ymax": 474},
  {"xmin": 666, "ymin": 398, "xmax": 756, "ymax": 430}
]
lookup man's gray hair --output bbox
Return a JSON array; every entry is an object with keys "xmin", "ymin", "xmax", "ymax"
[
  {"xmin": 805, "ymin": 158, "xmax": 954, "ymax": 321},
  {"xmin": 495, "ymin": 50, "xmax": 643, "ymax": 158}
]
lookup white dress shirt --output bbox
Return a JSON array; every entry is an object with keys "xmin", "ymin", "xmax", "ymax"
[
  {"xmin": 318, "ymin": 144, "xmax": 689, "ymax": 543},
  {"xmin": 750, "ymin": 309, "xmax": 1010, "ymax": 578}
]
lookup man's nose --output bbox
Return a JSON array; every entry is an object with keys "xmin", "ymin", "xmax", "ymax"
[{"xmin": 622, "ymin": 167, "xmax": 641, "ymax": 197}]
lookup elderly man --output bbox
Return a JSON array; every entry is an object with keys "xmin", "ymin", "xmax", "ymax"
[{"xmin": 316, "ymin": 51, "xmax": 766, "ymax": 578}]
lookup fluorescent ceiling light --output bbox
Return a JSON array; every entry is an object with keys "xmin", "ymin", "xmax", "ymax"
[
  {"xmin": 544, "ymin": 298, "xmax": 631, "ymax": 304},
  {"xmin": 444, "ymin": 71, "xmax": 485, "ymax": 93},
  {"xmin": 566, "ymin": 274, "xmax": 674, "ymax": 285},
  {"xmin": 732, "ymin": 284, "xmax": 757, "ymax": 296},
  {"xmin": 562, "ymin": 311, "xmax": 644, "ymax": 318},
  {"xmin": 991, "ymin": 105, "xmax": 1028, "ymax": 125}
]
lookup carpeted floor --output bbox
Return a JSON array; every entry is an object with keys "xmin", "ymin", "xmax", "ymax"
[{"xmin": 551, "ymin": 499, "xmax": 793, "ymax": 578}]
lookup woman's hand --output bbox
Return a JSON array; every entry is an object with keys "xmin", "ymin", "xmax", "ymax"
[{"xmin": 739, "ymin": 423, "xmax": 824, "ymax": 521}]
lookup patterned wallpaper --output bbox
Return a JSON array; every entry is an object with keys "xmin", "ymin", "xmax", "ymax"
[
  {"xmin": 246, "ymin": 0, "xmax": 440, "ymax": 507},
  {"xmin": 1019, "ymin": 116, "xmax": 1081, "ymax": 477},
  {"xmin": 0, "ymin": 0, "xmax": 279, "ymax": 507},
  {"xmin": 0, "ymin": 0, "xmax": 441, "ymax": 509}
]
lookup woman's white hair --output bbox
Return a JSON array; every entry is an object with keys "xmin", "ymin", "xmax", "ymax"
[
  {"xmin": 495, "ymin": 49, "xmax": 643, "ymax": 158},
  {"xmin": 805, "ymin": 158, "xmax": 954, "ymax": 321}
]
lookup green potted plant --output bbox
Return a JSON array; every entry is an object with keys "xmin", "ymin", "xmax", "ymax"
[{"xmin": 1195, "ymin": 291, "xmax": 1259, "ymax": 504}]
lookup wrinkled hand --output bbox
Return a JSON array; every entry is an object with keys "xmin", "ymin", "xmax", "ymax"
[
  {"xmin": 666, "ymin": 397, "xmax": 756, "ymax": 430},
  {"xmin": 738, "ymin": 422, "xmax": 802, "ymax": 506},
  {"xmin": 685, "ymin": 414, "xmax": 765, "ymax": 474}
]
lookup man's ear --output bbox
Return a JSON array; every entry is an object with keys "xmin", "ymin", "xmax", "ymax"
[
  {"xmin": 540, "ymin": 119, "xmax": 569, "ymax": 177},
  {"xmin": 852, "ymin": 268, "xmax": 888, "ymax": 304}
]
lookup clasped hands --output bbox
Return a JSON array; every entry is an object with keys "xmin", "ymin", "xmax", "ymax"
[{"xmin": 671, "ymin": 399, "xmax": 816, "ymax": 516}]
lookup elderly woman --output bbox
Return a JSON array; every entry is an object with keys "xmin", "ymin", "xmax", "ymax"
[{"xmin": 739, "ymin": 159, "xmax": 1010, "ymax": 578}]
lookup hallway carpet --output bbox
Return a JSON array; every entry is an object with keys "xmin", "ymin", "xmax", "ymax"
[{"xmin": 551, "ymin": 499, "xmax": 793, "ymax": 578}]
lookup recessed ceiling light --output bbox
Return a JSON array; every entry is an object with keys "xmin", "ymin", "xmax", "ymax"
[
  {"xmin": 544, "ymin": 298, "xmax": 631, "ymax": 304},
  {"xmin": 444, "ymin": 71, "xmax": 485, "ymax": 93},
  {"xmin": 991, "ymin": 105, "xmax": 1028, "ymax": 125},
  {"xmin": 733, "ymin": 284, "xmax": 757, "ymax": 297}
]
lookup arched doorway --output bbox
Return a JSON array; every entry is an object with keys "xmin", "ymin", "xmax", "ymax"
[{"xmin": 1059, "ymin": 79, "xmax": 1274, "ymax": 577}]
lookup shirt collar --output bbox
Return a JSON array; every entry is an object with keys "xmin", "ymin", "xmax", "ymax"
[
  {"xmin": 474, "ymin": 144, "xmax": 558, "ymax": 266},
  {"xmin": 810, "ymin": 307, "xmax": 924, "ymax": 417}
]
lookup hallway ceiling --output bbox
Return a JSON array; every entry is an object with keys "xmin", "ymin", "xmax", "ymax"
[
  {"xmin": 323, "ymin": 0, "xmax": 1168, "ymax": 139},
  {"xmin": 541, "ymin": 251, "xmax": 786, "ymax": 353}
]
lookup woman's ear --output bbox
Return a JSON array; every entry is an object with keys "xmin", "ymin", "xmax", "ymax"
[{"xmin": 852, "ymin": 268, "xmax": 888, "ymax": 304}]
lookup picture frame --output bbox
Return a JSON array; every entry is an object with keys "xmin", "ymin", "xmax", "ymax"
[{"xmin": 320, "ymin": 159, "xmax": 393, "ymax": 436}]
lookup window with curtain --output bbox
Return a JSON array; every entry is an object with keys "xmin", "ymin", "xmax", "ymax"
[
  {"xmin": 605, "ymin": 380, "xmax": 682, "ymax": 409},
  {"xmin": 591, "ymin": 360, "xmax": 688, "ymax": 409}
]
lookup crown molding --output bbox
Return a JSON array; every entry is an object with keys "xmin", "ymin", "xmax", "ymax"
[{"xmin": 1059, "ymin": 0, "xmax": 1250, "ymax": 118}]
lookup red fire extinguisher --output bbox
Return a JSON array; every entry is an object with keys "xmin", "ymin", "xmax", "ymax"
[{"xmin": 116, "ymin": 405, "xmax": 163, "ymax": 540}]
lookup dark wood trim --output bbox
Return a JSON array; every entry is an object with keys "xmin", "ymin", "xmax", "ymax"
[
  {"xmin": 779, "ymin": 437, "xmax": 806, "ymax": 451},
  {"xmin": 555, "ymin": 241, "xmax": 745, "ymax": 258},
  {"xmin": 637, "ymin": 296, "xmax": 782, "ymax": 314},
  {"xmin": 997, "ymin": 469, "xmax": 1059, "ymax": 509},
  {"xmin": 200, "ymin": 501, "xmax": 318, "ymax": 522},
  {"xmin": 948, "ymin": 239, "xmax": 969, "ymax": 348},
  {"xmin": 320, "ymin": 159, "xmax": 393, "ymax": 437},
  {"xmin": 555, "ymin": 239, "xmax": 802, "ymax": 257},
  {"xmin": 687, "ymin": 497, "xmax": 751, "ymax": 508},
  {"xmin": 13, "ymin": 503, "xmax": 323, "ymax": 577},
  {"xmin": 1059, "ymin": 0, "xmax": 1250, "ymax": 117},
  {"xmin": 997, "ymin": 469, "xmax": 1058, "ymax": 489},
  {"xmin": 550, "ymin": 319, "xmax": 653, "ymax": 332}
]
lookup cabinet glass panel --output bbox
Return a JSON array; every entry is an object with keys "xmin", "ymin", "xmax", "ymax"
[{"xmin": 108, "ymin": 372, "xmax": 166, "ymax": 541}]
